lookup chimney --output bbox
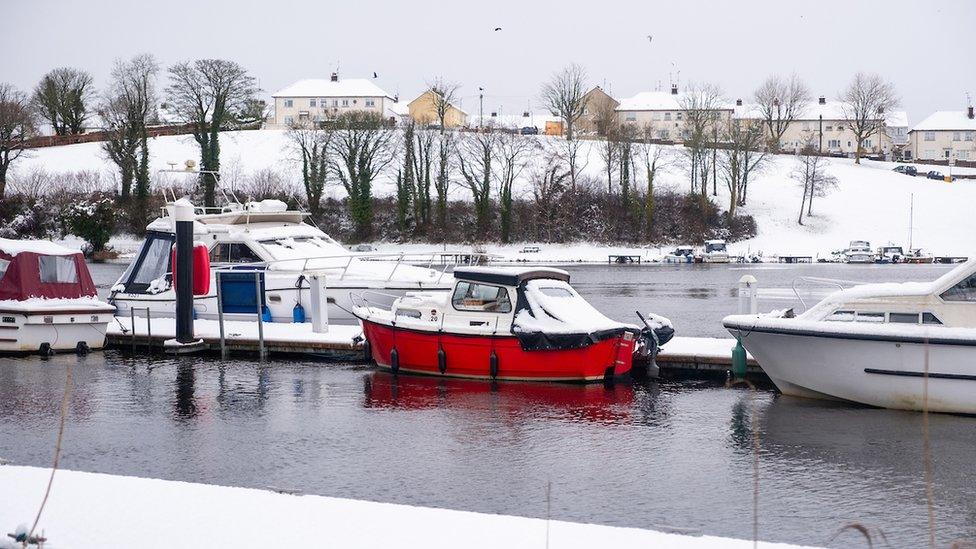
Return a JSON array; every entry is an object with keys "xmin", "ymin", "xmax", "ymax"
[
  {"xmin": 490, "ymin": 112, "xmax": 497, "ymax": 117},
  {"xmin": 330, "ymin": 72, "xmax": 338, "ymax": 82},
  {"xmin": 735, "ymin": 98, "xmax": 742, "ymax": 107},
  {"xmin": 818, "ymin": 96, "xmax": 826, "ymax": 105},
  {"xmin": 969, "ymin": 106, "xmax": 975, "ymax": 120},
  {"xmin": 671, "ymin": 84, "xmax": 678, "ymax": 95},
  {"xmin": 523, "ymin": 111, "xmax": 530, "ymax": 117}
]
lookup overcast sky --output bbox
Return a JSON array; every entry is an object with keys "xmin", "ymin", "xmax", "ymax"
[{"xmin": 3, "ymin": 0, "xmax": 974, "ymax": 124}]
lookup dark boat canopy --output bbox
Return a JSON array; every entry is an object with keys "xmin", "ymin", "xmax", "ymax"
[
  {"xmin": 0, "ymin": 239, "xmax": 97, "ymax": 301},
  {"xmin": 453, "ymin": 267, "xmax": 570, "ymax": 287}
]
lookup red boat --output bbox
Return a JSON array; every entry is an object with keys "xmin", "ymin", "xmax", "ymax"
[{"xmin": 354, "ymin": 267, "xmax": 649, "ymax": 382}]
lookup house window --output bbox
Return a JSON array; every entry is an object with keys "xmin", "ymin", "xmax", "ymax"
[
  {"xmin": 825, "ymin": 125, "xmax": 832, "ymax": 131},
  {"xmin": 676, "ymin": 112, "xmax": 683, "ymax": 121},
  {"xmin": 284, "ymin": 99, "xmax": 293, "ymax": 108},
  {"xmin": 966, "ymin": 132, "xmax": 974, "ymax": 141},
  {"xmin": 941, "ymin": 273, "xmax": 976, "ymax": 302},
  {"xmin": 309, "ymin": 99, "xmax": 317, "ymax": 107},
  {"xmin": 626, "ymin": 113, "xmax": 636, "ymax": 122},
  {"xmin": 959, "ymin": 151, "xmax": 971, "ymax": 160},
  {"xmin": 451, "ymin": 282, "xmax": 512, "ymax": 312},
  {"xmin": 924, "ymin": 131, "xmax": 935, "ymax": 141},
  {"xmin": 652, "ymin": 112, "xmax": 661, "ymax": 121},
  {"xmin": 658, "ymin": 129, "xmax": 670, "ymax": 139},
  {"xmin": 828, "ymin": 139, "xmax": 841, "ymax": 148},
  {"xmin": 284, "ymin": 116, "xmax": 294, "ymax": 125},
  {"xmin": 333, "ymin": 99, "xmax": 338, "ymax": 107},
  {"xmin": 365, "ymin": 99, "xmax": 375, "ymax": 107},
  {"xmin": 953, "ymin": 132, "xmax": 961, "ymax": 141},
  {"xmin": 664, "ymin": 113, "xmax": 671, "ymax": 121},
  {"xmin": 861, "ymin": 139, "xmax": 872, "ymax": 148},
  {"xmin": 342, "ymin": 99, "xmax": 349, "ymax": 107}
]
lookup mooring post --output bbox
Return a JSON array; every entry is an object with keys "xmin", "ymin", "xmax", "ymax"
[
  {"xmin": 255, "ymin": 271, "xmax": 265, "ymax": 361},
  {"xmin": 130, "ymin": 307, "xmax": 136, "ymax": 353},
  {"xmin": 173, "ymin": 198, "xmax": 195, "ymax": 344},
  {"xmin": 738, "ymin": 275, "xmax": 758, "ymax": 314},
  {"xmin": 216, "ymin": 270, "xmax": 226, "ymax": 359},
  {"xmin": 146, "ymin": 308, "xmax": 152, "ymax": 352}
]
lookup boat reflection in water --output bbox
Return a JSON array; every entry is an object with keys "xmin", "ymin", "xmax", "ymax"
[{"xmin": 363, "ymin": 372, "xmax": 636, "ymax": 424}]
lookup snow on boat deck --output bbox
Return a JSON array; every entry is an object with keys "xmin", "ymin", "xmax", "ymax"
[{"xmin": 0, "ymin": 465, "xmax": 814, "ymax": 549}]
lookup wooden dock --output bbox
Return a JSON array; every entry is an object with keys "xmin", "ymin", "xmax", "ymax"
[
  {"xmin": 107, "ymin": 317, "xmax": 762, "ymax": 378},
  {"xmin": 608, "ymin": 254, "xmax": 642, "ymax": 264}
]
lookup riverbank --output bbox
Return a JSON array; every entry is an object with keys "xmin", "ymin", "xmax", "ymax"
[{"xmin": 0, "ymin": 465, "xmax": 814, "ymax": 549}]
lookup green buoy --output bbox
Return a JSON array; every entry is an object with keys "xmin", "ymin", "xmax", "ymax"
[{"xmin": 731, "ymin": 335, "xmax": 747, "ymax": 379}]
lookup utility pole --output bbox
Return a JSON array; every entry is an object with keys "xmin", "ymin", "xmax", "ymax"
[
  {"xmin": 818, "ymin": 114, "xmax": 823, "ymax": 153},
  {"xmin": 478, "ymin": 87, "xmax": 484, "ymax": 129}
]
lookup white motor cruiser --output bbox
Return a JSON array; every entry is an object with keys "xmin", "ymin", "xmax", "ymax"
[
  {"xmin": 843, "ymin": 240, "xmax": 874, "ymax": 264},
  {"xmin": 723, "ymin": 260, "xmax": 976, "ymax": 414},
  {"xmin": 701, "ymin": 240, "xmax": 730, "ymax": 263},
  {"xmin": 0, "ymin": 239, "xmax": 115, "ymax": 354},
  {"xmin": 110, "ymin": 199, "xmax": 455, "ymax": 325}
]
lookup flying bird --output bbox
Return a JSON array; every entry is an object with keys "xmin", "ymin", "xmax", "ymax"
[
  {"xmin": 373, "ymin": 71, "xmax": 378, "ymax": 78},
  {"xmin": 493, "ymin": 27, "xmax": 502, "ymax": 31},
  {"xmin": 647, "ymin": 34, "xmax": 653, "ymax": 43}
]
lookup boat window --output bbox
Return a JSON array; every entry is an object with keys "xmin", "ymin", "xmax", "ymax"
[
  {"xmin": 452, "ymin": 282, "xmax": 512, "ymax": 313},
  {"xmin": 888, "ymin": 313, "xmax": 919, "ymax": 324},
  {"xmin": 705, "ymin": 242, "xmax": 726, "ymax": 253},
  {"xmin": 940, "ymin": 273, "xmax": 976, "ymax": 302},
  {"xmin": 922, "ymin": 313, "xmax": 943, "ymax": 325},
  {"xmin": 132, "ymin": 238, "xmax": 172, "ymax": 285},
  {"xmin": 395, "ymin": 308, "xmax": 422, "ymax": 319},
  {"xmin": 0, "ymin": 258, "xmax": 9, "ymax": 281},
  {"xmin": 210, "ymin": 243, "xmax": 262, "ymax": 264},
  {"xmin": 825, "ymin": 310, "xmax": 855, "ymax": 321},
  {"xmin": 537, "ymin": 286, "xmax": 574, "ymax": 298},
  {"xmin": 38, "ymin": 256, "xmax": 78, "ymax": 283},
  {"xmin": 856, "ymin": 312, "xmax": 885, "ymax": 323}
]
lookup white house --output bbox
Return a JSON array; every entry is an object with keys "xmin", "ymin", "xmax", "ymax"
[
  {"xmin": 270, "ymin": 73, "xmax": 399, "ymax": 127},
  {"xmin": 908, "ymin": 107, "xmax": 976, "ymax": 162},
  {"xmin": 614, "ymin": 85, "xmax": 734, "ymax": 141}
]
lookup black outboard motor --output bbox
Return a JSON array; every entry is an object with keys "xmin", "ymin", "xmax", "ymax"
[{"xmin": 634, "ymin": 311, "xmax": 675, "ymax": 379}]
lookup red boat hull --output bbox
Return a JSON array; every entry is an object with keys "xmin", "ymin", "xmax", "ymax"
[{"xmin": 360, "ymin": 319, "xmax": 635, "ymax": 382}]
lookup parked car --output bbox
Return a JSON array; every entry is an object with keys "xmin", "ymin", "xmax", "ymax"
[
  {"xmin": 926, "ymin": 170, "xmax": 956, "ymax": 181},
  {"xmin": 519, "ymin": 126, "xmax": 539, "ymax": 135},
  {"xmin": 892, "ymin": 165, "xmax": 917, "ymax": 176}
]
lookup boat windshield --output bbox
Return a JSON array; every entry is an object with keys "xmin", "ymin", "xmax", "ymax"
[
  {"xmin": 117, "ymin": 232, "xmax": 175, "ymax": 293},
  {"xmin": 941, "ymin": 273, "xmax": 976, "ymax": 302},
  {"xmin": 452, "ymin": 282, "xmax": 512, "ymax": 313},
  {"xmin": 705, "ymin": 242, "xmax": 727, "ymax": 253}
]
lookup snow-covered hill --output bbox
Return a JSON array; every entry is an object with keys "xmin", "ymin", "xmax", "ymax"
[{"xmin": 13, "ymin": 129, "xmax": 976, "ymax": 257}]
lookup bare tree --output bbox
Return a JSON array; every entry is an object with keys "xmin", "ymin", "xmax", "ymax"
[
  {"xmin": 494, "ymin": 132, "xmax": 536, "ymax": 242},
  {"xmin": 101, "ymin": 54, "xmax": 159, "ymax": 216},
  {"xmin": 680, "ymin": 82, "xmax": 725, "ymax": 197},
  {"xmin": 411, "ymin": 126, "xmax": 436, "ymax": 228},
  {"xmin": 592, "ymin": 98, "xmax": 619, "ymax": 137},
  {"xmin": 166, "ymin": 59, "xmax": 258, "ymax": 206},
  {"xmin": 33, "ymin": 67, "xmax": 95, "ymax": 136},
  {"xmin": 426, "ymin": 78, "xmax": 460, "ymax": 133},
  {"xmin": 600, "ymin": 126, "xmax": 619, "ymax": 194},
  {"xmin": 457, "ymin": 130, "xmax": 501, "ymax": 236},
  {"xmin": 0, "ymin": 83, "xmax": 37, "ymax": 198},
  {"xmin": 531, "ymin": 142, "xmax": 571, "ymax": 242},
  {"xmin": 754, "ymin": 73, "xmax": 811, "ymax": 151},
  {"xmin": 331, "ymin": 111, "xmax": 396, "ymax": 240},
  {"xmin": 434, "ymin": 131, "xmax": 455, "ymax": 232},
  {"xmin": 792, "ymin": 141, "xmax": 838, "ymax": 225},
  {"xmin": 839, "ymin": 72, "xmax": 899, "ymax": 164},
  {"xmin": 635, "ymin": 125, "xmax": 673, "ymax": 237},
  {"xmin": 540, "ymin": 64, "xmax": 587, "ymax": 188},
  {"xmin": 394, "ymin": 122, "xmax": 417, "ymax": 233},
  {"xmin": 286, "ymin": 120, "xmax": 334, "ymax": 217},
  {"xmin": 720, "ymin": 119, "xmax": 768, "ymax": 221}
]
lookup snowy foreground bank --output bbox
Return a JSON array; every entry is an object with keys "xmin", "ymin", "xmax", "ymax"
[{"xmin": 0, "ymin": 466, "xmax": 813, "ymax": 549}]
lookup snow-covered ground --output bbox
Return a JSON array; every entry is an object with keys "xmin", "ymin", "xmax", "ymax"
[
  {"xmin": 0, "ymin": 465, "xmax": 813, "ymax": 549},
  {"xmin": 15, "ymin": 129, "xmax": 976, "ymax": 258}
]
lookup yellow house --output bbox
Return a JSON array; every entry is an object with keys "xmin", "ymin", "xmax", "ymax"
[{"xmin": 407, "ymin": 90, "xmax": 469, "ymax": 128}]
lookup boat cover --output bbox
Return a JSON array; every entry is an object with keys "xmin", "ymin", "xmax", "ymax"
[
  {"xmin": 0, "ymin": 241, "xmax": 97, "ymax": 301},
  {"xmin": 512, "ymin": 279, "xmax": 640, "ymax": 351}
]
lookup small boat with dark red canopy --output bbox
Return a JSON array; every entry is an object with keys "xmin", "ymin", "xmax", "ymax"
[{"xmin": 353, "ymin": 267, "xmax": 671, "ymax": 382}]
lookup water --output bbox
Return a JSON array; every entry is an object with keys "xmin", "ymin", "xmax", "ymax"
[{"xmin": 2, "ymin": 261, "xmax": 973, "ymax": 547}]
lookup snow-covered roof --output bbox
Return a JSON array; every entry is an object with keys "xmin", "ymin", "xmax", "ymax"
[
  {"xmin": 273, "ymin": 78, "xmax": 393, "ymax": 99},
  {"xmin": 385, "ymin": 101, "xmax": 410, "ymax": 118},
  {"xmin": 615, "ymin": 91, "xmax": 734, "ymax": 113},
  {"xmin": 0, "ymin": 238, "xmax": 81, "ymax": 257},
  {"xmin": 910, "ymin": 110, "xmax": 976, "ymax": 132},
  {"xmin": 732, "ymin": 99, "xmax": 908, "ymax": 127}
]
